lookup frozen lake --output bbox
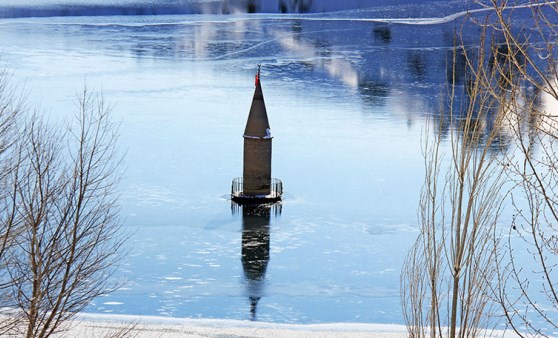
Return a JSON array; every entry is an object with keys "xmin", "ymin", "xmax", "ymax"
[{"xmin": 0, "ymin": 1, "xmax": 533, "ymax": 325}]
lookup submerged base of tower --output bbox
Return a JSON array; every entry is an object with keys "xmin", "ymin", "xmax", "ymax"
[{"xmin": 231, "ymin": 177, "xmax": 283, "ymax": 204}]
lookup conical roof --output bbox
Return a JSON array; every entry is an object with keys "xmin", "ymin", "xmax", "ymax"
[{"xmin": 244, "ymin": 72, "xmax": 271, "ymax": 138}]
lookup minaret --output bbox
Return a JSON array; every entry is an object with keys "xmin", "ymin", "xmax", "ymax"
[
  {"xmin": 232, "ymin": 66, "xmax": 282, "ymax": 203},
  {"xmin": 243, "ymin": 65, "xmax": 272, "ymax": 196}
]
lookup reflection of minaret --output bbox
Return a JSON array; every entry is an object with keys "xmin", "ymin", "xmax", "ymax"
[
  {"xmin": 234, "ymin": 203, "xmax": 281, "ymax": 321},
  {"xmin": 240, "ymin": 204, "xmax": 271, "ymax": 320}
]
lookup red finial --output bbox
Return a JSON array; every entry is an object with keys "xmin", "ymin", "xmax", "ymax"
[{"xmin": 255, "ymin": 64, "xmax": 261, "ymax": 87}]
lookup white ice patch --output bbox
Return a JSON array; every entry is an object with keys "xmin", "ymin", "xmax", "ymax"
[
  {"xmin": 103, "ymin": 302, "xmax": 124, "ymax": 306},
  {"xmin": 163, "ymin": 276, "xmax": 183, "ymax": 281}
]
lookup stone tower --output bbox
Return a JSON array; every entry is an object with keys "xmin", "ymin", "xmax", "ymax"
[
  {"xmin": 231, "ymin": 66, "xmax": 282, "ymax": 203},
  {"xmin": 243, "ymin": 66, "xmax": 272, "ymax": 196}
]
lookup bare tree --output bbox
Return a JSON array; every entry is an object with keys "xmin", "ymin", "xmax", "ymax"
[
  {"xmin": 474, "ymin": 0, "xmax": 558, "ymax": 335},
  {"xmin": 401, "ymin": 114, "xmax": 445, "ymax": 338},
  {"xmin": 4, "ymin": 87, "xmax": 125, "ymax": 338},
  {"xmin": 0, "ymin": 70, "xmax": 24, "ymax": 252},
  {"xmin": 0, "ymin": 69, "xmax": 26, "ymax": 334},
  {"xmin": 401, "ymin": 32, "xmax": 509, "ymax": 337}
]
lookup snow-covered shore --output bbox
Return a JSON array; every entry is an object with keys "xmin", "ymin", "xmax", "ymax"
[
  {"xmin": 55, "ymin": 314, "xmax": 409, "ymax": 337},
  {"xmin": 51, "ymin": 314, "xmax": 523, "ymax": 338}
]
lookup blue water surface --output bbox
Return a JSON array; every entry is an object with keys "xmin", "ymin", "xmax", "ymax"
[{"xmin": 0, "ymin": 0, "xmax": 541, "ymax": 325}]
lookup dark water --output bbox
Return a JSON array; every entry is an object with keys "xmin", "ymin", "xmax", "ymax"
[
  {"xmin": 0, "ymin": 0, "xmax": 548, "ymax": 325},
  {"xmin": 0, "ymin": 0, "xmax": 479, "ymax": 18}
]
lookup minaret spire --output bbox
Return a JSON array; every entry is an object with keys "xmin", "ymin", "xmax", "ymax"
[{"xmin": 244, "ymin": 66, "xmax": 270, "ymax": 138}]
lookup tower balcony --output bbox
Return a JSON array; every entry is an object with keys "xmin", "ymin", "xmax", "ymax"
[{"xmin": 231, "ymin": 177, "xmax": 283, "ymax": 203}]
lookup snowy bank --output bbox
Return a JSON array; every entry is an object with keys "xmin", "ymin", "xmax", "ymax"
[
  {"xmin": 55, "ymin": 314, "xmax": 408, "ymax": 337},
  {"xmin": 50, "ymin": 314, "xmax": 522, "ymax": 338}
]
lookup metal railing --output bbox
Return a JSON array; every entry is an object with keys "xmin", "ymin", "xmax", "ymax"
[
  {"xmin": 273, "ymin": 178, "xmax": 283, "ymax": 197},
  {"xmin": 232, "ymin": 177, "xmax": 244, "ymax": 197},
  {"xmin": 231, "ymin": 177, "xmax": 283, "ymax": 200}
]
